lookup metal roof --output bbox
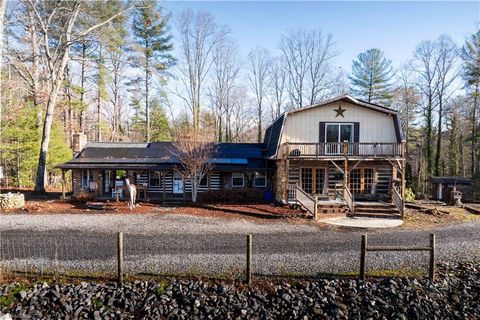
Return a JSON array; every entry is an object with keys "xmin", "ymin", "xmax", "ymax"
[{"xmin": 429, "ymin": 176, "xmax": 472, "ymax": 185}]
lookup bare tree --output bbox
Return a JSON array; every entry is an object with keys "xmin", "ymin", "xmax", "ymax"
[
  {"xmin": 26, "ymin": 0, "xmax": 132, "ymax": 193},
  {"xmin": 433, "ymin": 35, "xmax": 459, "ymax": 176},
  {"xmin": 410, "ymin": 40, "xmax": 440, "ymax": 176},
  {"xmin": 267, "ymin": 57, "xmax": 287, "ymax": 120},
  {"xmin": 172, "ymin": 128, "xmax": 215, "ymax": 203},
  {"xmin": 280, "ymin": 29, "xmax": 336, "ymax": 108},
  {"xmin": 247, "ymin": 47, "xmax": 270, "ymax": 142},
  {"xmin": 175, "ymin": 9, "xmax": 228, "ymax": 129},
  {"xmin": 208, "ymin": 37, "xmax": 240, "ymax": 142}
]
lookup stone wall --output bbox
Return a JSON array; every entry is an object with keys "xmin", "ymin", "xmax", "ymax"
[{"xmin": 274, "ymin": 159, "xmax": 287, "ymax": 203}]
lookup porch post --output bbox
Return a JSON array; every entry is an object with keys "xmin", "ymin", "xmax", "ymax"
[
  {"xmin": 162, "ymin": 172, "xmax": 166, "ymax": 200},
  {"xmin": 284, "ymin": 143, "xmax": 289, "ymax": 203},
  {"xmin": 61, "ymin": 169, "xmax": 66, "ymax": 199},
  {"xmin": 401, "ymin": 139, "xmax": 406, "ymax": 200},
  {"xmin": 343, "ymin": 140, "xmax": 348, "ymax": 199}
]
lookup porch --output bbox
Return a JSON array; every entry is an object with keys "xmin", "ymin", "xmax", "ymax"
[{"xmin": 285, "ymin": 142, "xmax": 404, "ymax": 159}]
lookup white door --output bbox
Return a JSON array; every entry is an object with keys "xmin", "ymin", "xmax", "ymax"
[{"xmin": 173, "ymin": 172, "xmax": 184, "ymax": 194}]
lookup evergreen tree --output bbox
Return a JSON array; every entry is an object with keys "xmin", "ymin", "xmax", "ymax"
[
  {"xmin": 150, "ymin": 98, "xmax": 172, "ymax": 141},
  {"xmin": 349, "ymin": 48, "xmax": 395, "ymax": 105},
  {"xmin": 461, "ymin": 30, "xmax": 480, "ymax": 175},
  {"xmin": 448, "ymin": 112, "xmax": 460, "ymax": 176},
  {"xmin": 132, "ymin": 0, "xmax": 175, "ymax": 142}
]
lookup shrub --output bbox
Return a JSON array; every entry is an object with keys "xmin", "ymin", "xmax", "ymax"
[{"xmin": 404, "ymin": 187, "xmax": 415, "ymax": 203}]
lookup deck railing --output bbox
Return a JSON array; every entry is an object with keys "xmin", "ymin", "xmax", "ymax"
[
  {"xmin": 392, "ymin": 186, "xmax": 404, "ymax": 218},
  {"xmin": 344, "ymin": 187, "xmax": 354, "ymax": 213},
  {"xmin": 285, "ymin": 142, "xmax": 403, "ymax": 158}
]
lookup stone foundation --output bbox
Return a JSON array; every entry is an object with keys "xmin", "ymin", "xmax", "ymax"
[{"xmin": 274, "ymin": 159, "xmax": 287, "ymax": 203}]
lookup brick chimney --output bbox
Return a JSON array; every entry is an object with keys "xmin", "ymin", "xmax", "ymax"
[{"xmin": 72, "ymin": 132, "xmax": 87, "ymax": 153}]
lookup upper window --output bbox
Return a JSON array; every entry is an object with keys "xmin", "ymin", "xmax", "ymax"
[
  {"xmin": 149, "ymin": 172, "xmax": 161, "ymax": 187},
  {"xmin": 232, "ymin": 173, "xmax": 244, "ymax": 187},
  {"xmin": 326, "ymin": 123, "xmax": 354, "ymax": 143},
  {"xmin": 254, "ymin": 172, "xmax": 267, "ymax": 187},
  {"xmin": 199, "ymin": 175, "xmax": 209, "ymax": 188}
]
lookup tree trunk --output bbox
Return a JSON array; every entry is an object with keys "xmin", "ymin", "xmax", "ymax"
[
  {"xmin": 435, "ymin": 98, "xmax": 443, "ymax": 176},
  {"xmin": 426, "ymin": 93, "xmax": 433, "ymax": 175},
  {"xmin": 79, "ymin": 42, "xmax": 87, "ymax": 132},
  {"xmin": 472, "ymin": 85, "xmax": 478, "ymax": 175},
  {"xmin": 145, "ymin": 54, "xmax": 150, "ymax": 142}
]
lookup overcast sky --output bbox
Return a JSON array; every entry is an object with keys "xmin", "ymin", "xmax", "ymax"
[{"xmin": 164, "ymin": 1, "xmax": 479, "ymax": 71}]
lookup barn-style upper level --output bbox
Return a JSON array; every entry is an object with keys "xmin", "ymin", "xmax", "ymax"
[{"xmin": 263, "ymin": 95, "xmax": 404, "ymax": 159}]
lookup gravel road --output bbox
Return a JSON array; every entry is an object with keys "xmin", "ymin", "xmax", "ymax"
[{"xmin": 0, "ymin": 213, "xmax": 479, "ymax": 276}]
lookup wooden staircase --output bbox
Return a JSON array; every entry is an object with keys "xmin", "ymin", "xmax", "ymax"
[{"xmin": 348, "ymin": 202, "xmax": 401, "ymax": 219}]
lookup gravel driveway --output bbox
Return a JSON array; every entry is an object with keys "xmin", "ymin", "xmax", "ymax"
[{"xmin": 0, "ymin": 213, "xmax": 479, "ymax": 276}]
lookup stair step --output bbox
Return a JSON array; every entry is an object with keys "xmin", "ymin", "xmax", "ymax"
[
  {"xmin": 354, "ymin": 208, "xmax": 399, "ymax": 214},
  {"xmin": 348, "ymin": 212, "xmax": 402, "ymax": 219}
]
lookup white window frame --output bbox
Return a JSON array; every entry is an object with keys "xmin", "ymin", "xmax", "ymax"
[
  {"xmin": 232, "ymin": 172, "xmax": 245, "ymax": 187},
  {"xmin": 253, "ymin": 171, "xmax": 267, "ymax": 187},
  {"xmin": 325, "ymin": 123, "xmax": 354, "ymax": 155}
]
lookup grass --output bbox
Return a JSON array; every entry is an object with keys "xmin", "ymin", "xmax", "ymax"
[
  {"xmin": 403, "ymin": 206, "xmax": 480, "ymax": 228},
  {"xmin": 0, "ymin": 283, "xmax": 31, "ymax": 309},
  {"xmin": 337, "ymin": 268, "xmax": 426, "ymax": 278}
]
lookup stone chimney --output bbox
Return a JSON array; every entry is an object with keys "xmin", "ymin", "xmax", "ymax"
[{"xmin": 72, "ymin": 132, "xmax": 87, "ymax": 153}]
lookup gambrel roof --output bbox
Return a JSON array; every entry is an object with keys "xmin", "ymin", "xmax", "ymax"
[{"xmin": 263, "ymin": 94, "xmax": 403, "ymax": 159}]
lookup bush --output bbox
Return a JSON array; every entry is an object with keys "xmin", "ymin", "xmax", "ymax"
[
  {"xmin": 404, "ymin": 187, "xmax": 415, "ymax": 203},
  {"xmin": 198, "ymin": 188, "xmax": 266, "ymax": 204}
]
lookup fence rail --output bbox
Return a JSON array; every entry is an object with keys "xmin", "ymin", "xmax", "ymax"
[
  {"xmin": 286, "ymin": 142, "xmax": 403, "ymax": 158},
  {"xmin": 360, "ymin": 234, "xmax": 435, "ymax": 281}
]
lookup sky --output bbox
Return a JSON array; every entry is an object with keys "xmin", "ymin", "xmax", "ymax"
[{"xmin": 163, "ymin": 1, "xmax": 479, "ymax": 71}]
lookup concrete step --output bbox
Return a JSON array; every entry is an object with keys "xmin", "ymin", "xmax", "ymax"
[
  {"xmin": 354, "ymin": 207, "xmax": 400, "ymax": 214},
  {"xmin": 348, "ymin": 212, "xmax": 402, "ymax": 219}
]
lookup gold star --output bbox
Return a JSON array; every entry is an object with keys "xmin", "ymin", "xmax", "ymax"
[{"xmin": 334, "ymin": 105, "xmax": 346, "ymax": 118}]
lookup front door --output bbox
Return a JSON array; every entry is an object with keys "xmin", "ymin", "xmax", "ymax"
[{"xmin": 173, "ymin": 172, "xmax": 184, "ymax": 195}]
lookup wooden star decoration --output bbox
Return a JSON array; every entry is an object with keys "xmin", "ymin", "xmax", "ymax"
[{"xmin": 334, "ymin": 105, "xmax": 346, "ymax": 118}]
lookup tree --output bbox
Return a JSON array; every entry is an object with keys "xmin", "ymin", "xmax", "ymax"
[
  {"xmin": 149, "ymin": 97, "xmax": 171, "ymax": 141},
  {"xmin": 176, "ymin": 9, "xmax": 228, "ymax": 129},
  {"xmin": 448, "ymin": 111, "xmax": 460, "ymax": 176},
  {"xmin": 461, "ymin": 30, "xmax": 480, "ymax": 175},
  {"xmin": 279, "ymin": 29, "xmax": 336, "ymax": 108},
  {"xmin": 132, "ymin": 0, "xmax": 174, "ymax": 142},
  {"xmin": 172, "ymin": 128, "xmax": 215, "ymax": 203},
  {"xmin": 208, "ymin": 37, "xmax": 240, "ymax": 142},
  {"xmin": 411, "ymin": 40, "xmax": 440, "ymax": 176},
  {"xmin": 25, "ymin": 0, "xmax": 132, "ymax": 193},
  {"xmin": 247, "ymin": 48, "xmax": 270, "ymax": 143},
  {"xmin": 267, "ymin": 57, "xmax": 287, "ymax": 120},
  {"xmin": 349, "ymin": 48, "xmax": 395, "ymax": 105},
  {"xmin": 433, "ymin": 35, "xmax": 458, "ymax": 176}
]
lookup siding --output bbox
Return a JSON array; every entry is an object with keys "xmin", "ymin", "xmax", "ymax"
[{"xmin": 280, "ymin": 102, "xmax": 398, "ymax": 157}]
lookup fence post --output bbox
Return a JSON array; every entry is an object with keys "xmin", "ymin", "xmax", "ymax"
[
  {"xmin": 117, "ymin": 232, "xmax": 124, "ymax": 284},
  {"xmin": 429, "ymin": 233, "xmax": 435, "ymax": 281},
  {"xmin": 313, "ymin": 197, "xmax": 318, "ymax": 220},
  {"xmin": 360, "ymin": 234, "xmax": 367, "ymax": 281},
  {"xmin": 246, "ymin": 234, "xmax": 252, "ymax": 285}
]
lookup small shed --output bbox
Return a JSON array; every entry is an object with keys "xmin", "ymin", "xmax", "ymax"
[{"xmin": 429, "ymin": 176, "xmax": 473, "ymax": 202}]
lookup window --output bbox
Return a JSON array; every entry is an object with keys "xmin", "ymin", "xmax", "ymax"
[
  {"xmin": 81, "ymin": 169, "xmax": 93, "ymax": 189},
  {"xmin": 349, "ymin": 169, "xmax": 361, "ymax": 194},
  {"xmin": 149, "ymin": 172, "xmax": 161, "ymax": 187},
  {"xmin": 254, "ymin": 172, "xmax": 267, "ymax": 187},
  {"xmin": 199, "ymin": 175, "xmax": 209, "ymax": 188},
  {"xmin": 325, "ymin": 123, "xmax": 354, "ymax": 154},
  {"xmin": 232, "ymin": 173, "xmax": 244, "ymax": 187},
  {"xmin": 315, "ymin": 168, "xmax": 326, "ymax": 194},
  {"xmin": 301, "ymin": 168, "xmax": 313, "ymax": 194}
]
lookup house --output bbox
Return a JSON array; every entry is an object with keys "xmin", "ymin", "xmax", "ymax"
[{"xmin": 57, "ymin": 95, "xmax": 406, "ymax": 217}]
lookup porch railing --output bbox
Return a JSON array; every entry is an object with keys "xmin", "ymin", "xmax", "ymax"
[
  {"xmin": 285, "ymin": 142, "xmax": 403, "ymax": 158},
  {"xmin": 288, "ymin": 184, "xmax": 317, "ymax": 218},
  {"xmin": 344, "ymin": 187, "xmax": 354, "ymax": 213},
  {"xmin": 392, "ymin": 186, "xmax": 404, "ymax": 218}
]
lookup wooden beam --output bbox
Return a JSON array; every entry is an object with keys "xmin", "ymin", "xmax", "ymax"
[
  {"xmin": 330, "ymin": 160, "xmax": 344, "ymax": 174},
  {"xmin": 61, "ymin": 170, "xmax": 66, "ymax": 199},
  {"xmin": 348, "ymin": 160, "xmax": 362, "ymax": 173},
  {"xmin": 343, "ymin": 141, "xmax": 349, "ymax": 199}
]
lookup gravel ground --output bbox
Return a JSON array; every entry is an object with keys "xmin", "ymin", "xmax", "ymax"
[
  {"xmin": 1, "ymin": 262, "xmax": 479, "ymax": 319},
  {"xmin": 0, "ymin": 213, "xmax": 479, "ymax": 276}
]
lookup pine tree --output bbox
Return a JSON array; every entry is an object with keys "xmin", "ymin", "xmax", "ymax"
[
  {"xmin": 448, "ymin": 112, "xmax": 460, "ymax": 176},
  {"xmin": 349, "ymin": 48, "xmax": 395, "ymax": 105},
  {"xmin": 132, "ymin": 0, "xmax": 175, "ymax": 142},
  {"xmin": 150, "ymin": 98, "xmax": 171, "ymax": 141},
  {"xmin": 461, "ymin": 31, "xmax": 480, "ymax": 175}
]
